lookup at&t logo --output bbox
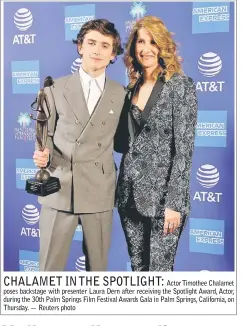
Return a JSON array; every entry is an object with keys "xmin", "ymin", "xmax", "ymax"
[
  {"xmin": 75, "ymin": 256, "xmax": 86, "ymax": 271},
  {"xmin": 193, "ymin": 164, "xmax": 222, "ymax": 203},
  {"xmin": 196, "ymin": 52, "xmax": 225, "ymax": 92},
  {"xmin": 20, "ymin": 204, "xmax": 40, "ymax": 237},
  {"xmin": 13, "ymin": 8, "xmax": 36, "ymax": 45},
  {"xmin": 71, "ymin": 58, "xmax": 82, "ymax": 73}
]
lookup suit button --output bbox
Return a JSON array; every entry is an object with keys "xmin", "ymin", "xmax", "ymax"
[
  {"xmin": 76, "ymin": 141, "xmax": 80, "ymax": 145},
  {"xmin": 144, "ymin": 125, "xmax": 151, "ymax": 132},
  {"xmin": 132, "ymin": 151, "xmax": 139, "ymax": 158},
  {"xmin": 164, "ymin": 128, "xmax": 170, "ymax": 134},
  {"xmin": 98, "ymin": 142, "xmax": 101, "ymax": 147},
  {"xmin": 75, "ymin": 119, "xmax": 79, "ymax": 124},
  {"xmin": 95, "ymin": 162, "xmax": 98, "ymax": 166},
  {"xmin": 102, "ymin": 121, "xmax": 106, "ymax": 125}
]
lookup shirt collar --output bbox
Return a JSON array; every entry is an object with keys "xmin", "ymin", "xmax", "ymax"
[{"xmin": 79, "ymin": 65, "xmax": 106, "ymax": 91}]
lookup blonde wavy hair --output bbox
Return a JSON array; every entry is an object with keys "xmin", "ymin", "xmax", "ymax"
[{"xmin": 124, "ymin": 16, "xmax": 183, "ymax": 87}]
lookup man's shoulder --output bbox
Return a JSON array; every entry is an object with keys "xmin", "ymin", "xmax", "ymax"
[
  {"xmin": 107, "ymin": 77, "xmax": 127, "ymax": 96},
  {"xmin": 52, "ymin": 73, "xmax": 73, "ymax": 88}
]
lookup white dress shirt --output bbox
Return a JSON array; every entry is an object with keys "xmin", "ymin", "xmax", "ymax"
[{"xmin": 79, "ymin": 66, "xmax": 106, "ymax": 115}]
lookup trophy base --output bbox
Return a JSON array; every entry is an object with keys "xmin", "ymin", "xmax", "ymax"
[{"xmin": 25, "ymin": 177, "xmax": 61, "ymax": 197}]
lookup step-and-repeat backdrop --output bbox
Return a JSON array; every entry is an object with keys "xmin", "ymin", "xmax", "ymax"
[{"xmin": 3, "ymin": 1, "xmax": 234, "ymax": 271}]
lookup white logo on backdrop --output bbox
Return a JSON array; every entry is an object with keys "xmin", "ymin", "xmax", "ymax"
[
  {"xmin": 129, "ymin": 1, "xmax": 147, "ymax": 19},
  {"xmin": 196, "ymin": 164, "xmax": 220, "ymax": 188},
  {"xmin": 71, "ymin": 58, "xmax": 82, "ymax": 74},
  {"xmin": 125, "ymin": 2, "xmax": 147, "ymax": 34},
  {"xmin": 198, "ymin": 52, "xmax": 222, "ymax": 77},
  {"xmin": 75, "ymin": 256, "xmax": 86, "ymax": 271},
  {"xmin": 14, "ymin": 8, "xmax": 33, "ymax": 31},
  {"xmin": 22, "ymin": 204, "xmax": 39, "ymax": 225}
]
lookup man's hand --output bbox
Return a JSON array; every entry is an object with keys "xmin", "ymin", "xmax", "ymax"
[
  {"xmin": 163, "ymin": 208, "xmax": 181, "ymax": 235},
  {"xmin": 33, "ymin": 148, "xmax": 50, "ymax": 168}
]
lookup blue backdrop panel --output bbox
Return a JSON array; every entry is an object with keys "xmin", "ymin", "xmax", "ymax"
[{"xmin": 4, "ymin": 1, "xmax": 234, "ymax": 271}]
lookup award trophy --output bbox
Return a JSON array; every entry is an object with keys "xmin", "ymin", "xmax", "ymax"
[{"xmin": 25, "ymin": 76, "xmax": 61, "ymax": 196}]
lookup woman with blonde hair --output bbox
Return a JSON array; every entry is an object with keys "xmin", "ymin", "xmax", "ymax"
[{"xmin": 114, "ymin": 16, "xmax": 198, "ymax": 271}]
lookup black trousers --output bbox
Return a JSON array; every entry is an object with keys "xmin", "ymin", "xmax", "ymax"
[{"xmin": 120, "ymin": 208, "xmax": 185, "ymax": 271}]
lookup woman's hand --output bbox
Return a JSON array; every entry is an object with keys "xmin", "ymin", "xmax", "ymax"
[{"xmin": 163, "ymin": 208, "xmax": 181, "ymax": 235}]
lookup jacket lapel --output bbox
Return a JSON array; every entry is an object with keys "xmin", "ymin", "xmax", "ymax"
[
  {"xmin": 127, "ymin": 78, "xmax": 165, "ymax": 141},
  {"xmin": 63, "ymin": 71, "xmax": 90, "ymax": 129},
  {"xmin": 142, "ymin": 78, "xmax": 165, "ymax": 124},
  {"xmin": 76, "ymin": 76, "xmax": 117, "ymax": 141},
  {"xmin": 127, "ymin": 79, "xmax": 141, "ymax": 142},
  {"xmin": 88, "ymin": 77, "xmax": 116, "ymax": 125}
]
